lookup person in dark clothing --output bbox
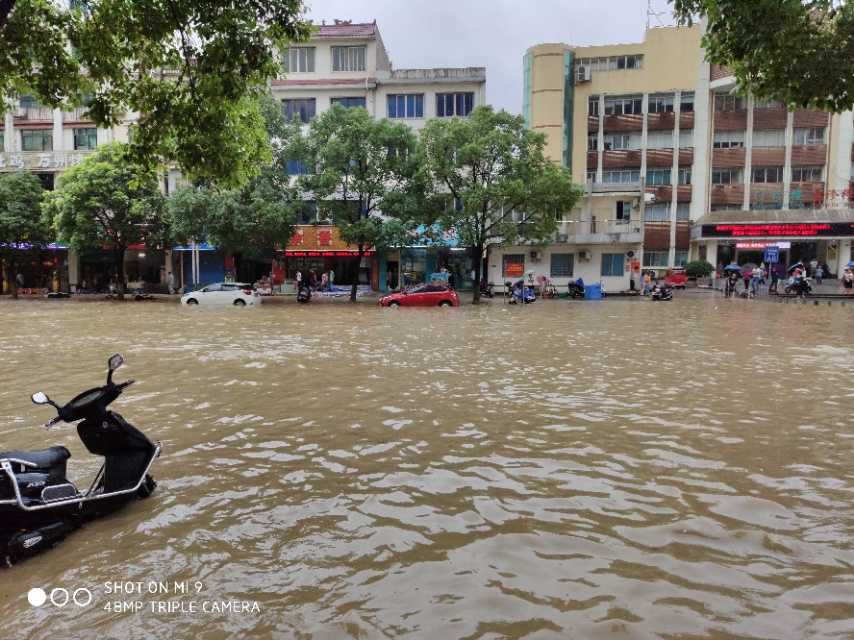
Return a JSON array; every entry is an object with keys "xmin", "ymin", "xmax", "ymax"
[{"xmin": 448, "ymin": 271, "xmax": 456, "ymax": 290}]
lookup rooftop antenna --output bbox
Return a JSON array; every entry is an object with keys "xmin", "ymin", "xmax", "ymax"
[{"xmin": 646, "ymin": 0, "xmax": 668, "ymax": 29}]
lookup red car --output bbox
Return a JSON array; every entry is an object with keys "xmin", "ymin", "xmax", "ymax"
[
  {"xmin": 380, "ymin": 284, "xmax": 460, "ymax": 308},
  {"xmin": 664, "ymin": 267, "xmax": 688, "ymax": 289}
]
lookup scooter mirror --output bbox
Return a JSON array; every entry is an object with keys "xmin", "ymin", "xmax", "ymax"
[
  {"xmin": 31, "ymin": 392, "xmax": 50, "ymax": 405},
  {"xmin": 108, "ymin": 354, "xmax": 124, "ymax": 371}
]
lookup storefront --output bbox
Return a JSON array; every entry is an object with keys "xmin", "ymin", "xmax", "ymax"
[
  {"xmin": 172, "ymin": 243, "xmax": 226, "ymax": 290},
  {"xmin": 1, "ymin": 243, "xmax": 68, "ymax": 293},
  {"xmin": 379, "ymin": 225, "xmax": 474, "ymax": 292},
  {"xmin": 692, "ymin": 211, "xmax": 854, "ymax": 277},
  {"xmin": 285, "ymin": 225, "xmax": 374, "ymax": 289}
]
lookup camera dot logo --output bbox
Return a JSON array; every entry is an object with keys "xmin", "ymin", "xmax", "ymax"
[{"xmin": 27, "ymin": 588, "xmax": 47, "ymax": 607}]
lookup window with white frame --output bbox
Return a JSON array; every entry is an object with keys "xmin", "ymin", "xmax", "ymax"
[
  {"xmin": 678, "ymin": 167, "xmax": 691, "ymax": 185},
  {"xmin": 753, "ymin": 99, "xmax": 783, "ymax": 109},
  {"xmin": 679, "ymin": 129, "xmax": 693, "ymax": 148},
  {"xmin": 676, "ymin": 203, "xmax": 690, "ymax": 219},
  {"xmin": 615, "ymin": 201, "xmax": 632, "ymax": 221},
  {"xmin": 387, "ymin": 94, "xmax": 424, "ymax": 119},
  {"xmin": 586, "ymin": 170, "xmax": 596, "ymax": 183},
  {"xmin": 712, "ymin": 168, "xmax": 742, "ymax": 184},
  {"xmin": 714, "ymin": 94, "xmax": 744, "ymax": 111},
  {"xmin": 21, "ymin": 129, "xmax": 52, "ymax": 151},
  {"xmin": 791, "ymin": 166, "xmax": 823, "ymax": 182},
  {"xmin": 646, "ymin": 168, "xmax": 672, "ymax": 186},
  {"xmin": 711, "ymin": 204, "xmax": 743, "ymax": 211},
  {"xmin": 752, "ymin": 129, "xmax": 785, "ymax": 147},
  {"xmin": 282, "ymin": 47, "xmax": 315, "ymax": 73},
  {"xmin": 602, "ymin": 169, "xmax": 640, "ymax": 183},
  {"xmin": 648, "ymin": 94, "xmax": 674, "ymax": 113},
  {"xmin": 436, "ymin": 92, "xmax": 474, "ymax": 117},
  {"xmin": 793, "ymin": 127, "xmax": 825, "ymax": 145},
  {"xmin": 752, "ymin": 166, "xmax": 783, "ymax": 183},
  {"xmin": 577, "ymin": 55, "xmax": 643, "ymax": 72},
  {"xmin": 603, "ymin": 133, "xmax": 634, "ymax": 150},
  {"xmin": 675, "ymin": 250, "xmax": 688, "ymax": 267},
  {"xmin": 604, "ymin": 95, "xmax": 643, "ymax": 115},
  {"xmin": 644, "ymin": 203, "xmax": 670, "ymax": 221},
  {"xmin": 680, "ymin": 92, "xmax": 694, "ymax": 112},
  {"xmin": 646, "ymin": 130, "xmax": 674, "ymax": 149},
  {"xmin": 588, "ymin": 96, "xmax": 600, "ymax": 117},
  {"xmin": 713, "ymin": 130, "xmax": 745, "ymax": 149},
  {"xmin": 587, "ymin": 134, "xmax": 598, "ymax": 151},
  {"xmin": 643, "ymin": 251, "xmax": 669, "ymax": 267},
  {"xmin": 331, "ymin": 46, "xmax": 366, "ymax": 72},
  {"xmin": 601, "ymin": 253, "xmax": 624, "ymax": 276}
]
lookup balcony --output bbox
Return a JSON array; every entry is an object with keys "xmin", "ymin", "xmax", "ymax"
[
  {"xmin": 753, "ymin": 105, "xmax": 787, "ymax": 129},
  {"xmin": 646, "ymin": 111, "xmax": 676, "ymax": 131},
  {"xmin": 558, "ymin": 218, "xmax": 642, "ymax": 245},
  {"xmin": 588, "ymin": 115, "xmax": 599, "ymax": 133},
  {"xmin": 751, "ymin": 147, "xmax": 786, "ymax": 165},
  {"xmin": 791, "ymin": 144, "xmax": 827, "ymax": 165},
  {"xmin": 646, "ymin": 148, "xmax": 673, "ymax": 168},
  {"xmin": 602, "ymin": 149, "xmax": 641, "ymax": 168},
  {"xmin": 14, "ymin": 106, "xmax": 54, "ymax": 121},
  {"xmin": 792, "ymin": 109, "xmax": 829, "ymax": 128},
  {"xmin": 602, "ymin": 113, "xmax": 643, "ymax": 133},
  {"xmin": 63, "ymin": 107, "xmax": 92, "ymax": 123},
  {"xmin": 679, "ymin": 111, "xmax": 694, "ymax": 130},
  {"xmin": 712, "ymin": 147, "xmax": 746, "ymax": 167},
  {"xmin": 714, "ymin": 109, "xmax": 747, "ymax": 131},
  {"xmin": 710, "ymin": 183, "xmax": 745, "ymax": 206}
]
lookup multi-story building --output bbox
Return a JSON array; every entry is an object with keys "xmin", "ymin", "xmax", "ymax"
[
  {"xmin": 494, "ymin": 24, "xmax": 854, "ymax": 292},
  {"xmin": 270, "ymin": 19, "xmax": 486, "ymax": 292}
]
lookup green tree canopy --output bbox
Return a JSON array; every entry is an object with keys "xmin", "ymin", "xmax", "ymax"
[
  {"xmin": 1, "ymin": 0, "xmax": 311, "ymax": 185},
  {"xmin": 44, "ymin": 142, "xmax": 165, "ymax": 299},
  {"xmin": 0, "ymin": 171, "xmax": 49, "ymax": 298},
  {"xmin": 419, "ymin": 106, "xmax": 581, "ymax": 303},
  {"xmin": 295, "ymin": 104, "xmax": 422, "ymax": 301},
  {"xmin": 673, "ymin": 0, "xmax": 854, "ymax": 111}
]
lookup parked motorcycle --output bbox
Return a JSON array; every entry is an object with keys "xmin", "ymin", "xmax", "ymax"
[
  {"xmin": 784, "ymin": 278, "xmax": 812, "ymax": 297},
  {"xmin": 296, "ymin": 285, "xmax": 312, "ymax": 303},
  {"xmin": 651, "ymin": 283, "xmax": 673, "ymax": 301},
  {"xmin": 0, "ymin": 354, "xmax": 160, "ymax": 565},
  {"xmin": 567, "ymin": 279, "xmax": 585, "ymax": 299}
]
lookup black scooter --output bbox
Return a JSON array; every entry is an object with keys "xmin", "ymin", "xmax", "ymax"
[
  {"xmin": 567, "ymin": 280, "xmax": 585, "ymax": 299},
  {"xmin": 297, "ymin": 285, "xmax": 312, "ymax": 303},
  {"xmin": 784, "ymin": 278, "xmax": 812, "ymax": 297},
  {"xmin": 0, "ymin": 354, "xmax": 160, "ymax": 565},
  {"xmin": 651, "ymin": 283, "xmax": 673, "ymax": 301}
]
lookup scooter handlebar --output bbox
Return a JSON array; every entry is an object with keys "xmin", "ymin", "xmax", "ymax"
[{"xmin": 44, "ymin": 415, "xmax": 62, "ymax": 429}]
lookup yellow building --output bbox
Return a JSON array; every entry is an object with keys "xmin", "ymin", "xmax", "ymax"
[{"xmin": 490, "ymin": 24, "xmax": 854, "ymax": 292}]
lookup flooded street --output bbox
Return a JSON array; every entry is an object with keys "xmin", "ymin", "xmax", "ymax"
[{"xmin": 1, "ymin": 297, "xmax": 853, "ymax": 639}]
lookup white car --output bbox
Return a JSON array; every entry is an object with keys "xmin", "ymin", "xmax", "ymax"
[{"xmin": 181, "ymin": 282, "xmax": 261, "ymax": 307}]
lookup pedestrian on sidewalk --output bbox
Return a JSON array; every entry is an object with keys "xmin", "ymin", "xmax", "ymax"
[
  {"xmin": 329, "ymin": 268, "xmax": 335, "ymax": 291},
  {"xmin": 815, "ymin": 264, "xmax": 824, "ymax": 285},
  {"xmin": 320, "ymin": 271, "xmax": 328, "ymax": 292},
  {"xmin": 295, "ymin": 269, "xmax": 302, "ymax": 293},
  {"xmin": 167, "ymin": 271, "xmax": 176, "ymax": 294}
]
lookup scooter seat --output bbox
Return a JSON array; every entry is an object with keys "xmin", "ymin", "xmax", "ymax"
[{"xmin": 0, "ymin": 446, "xmax": 70, "ymax": 469}]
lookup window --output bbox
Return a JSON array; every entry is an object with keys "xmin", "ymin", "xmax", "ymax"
[
  {"xmin": 387, "ymin": 94, "xmax": 424, "ymax": 119},
  {"xmin": 712, "ymin": 168, "xmax": 742, "ymax": 184},
  {"xmin": 679, "ymin": 129, "xmax": 693, "ymax": 148},
  {"xmin": 793, "ymin": 127, "xmax": 825, "ymax": 145},
  {"xmin": 588, "ymin": 96, "xmax": 600, "ymax": 117},
  {"xmin": 331, "ymin": 46, "xmax": 366, "ymax": 72},
  {"xmin": 73, "ymin": 127, "xmax": 97, "ymax": 150},
  {"xmin": 550, "ymin": 253, "xmax": 574, "ymax": 277},
  {"xmin": 680, "ymin": 92, "xmax": 694, "ymax": 112},
  {"xmin": 604, "ymin": 95, "xmax": 643, "ymax": 115},
  {"xmin": 752, "ymin": 129, "xmax": 785, "ymax": 147},
  {"xmin": 710, "ymin": 204, "xmax": 743, "ymax": 211},
  {"xmin": 643, "ymin": 251, "xmax": 668, "ymax": 267},
  {"xmin": 791, "ymin": 166, "xmax": 822, "ymax": 182},
  {"xmin": 644, "ymin": 203, "xmax": 670, "ymax": 221},
  {"xmin": 713, "ymin": 131, "xmax": 744, "ymax": 149},
  {"xmin": 676, "ymin": 203, "xmax": 690, "ymax": 220},
  {"xmin": 714, "ymin": 94, "xmax": 744, "ymax": 111},
  {"xmin": 678, "ymin": 167, "xmax": 691, "ymax": 185},
  {"xmin": 602, "ymin": 169, "xmax": 640, "ymax": 183},
  {"xmin": 615, "ymin": 201, "xmax": 633, "ymax": 221},
  {"xmin": 648, "ymin": 94, "xmax": 674, "ymax": 113},
  {"xmin": 331, "ymin": 97, "xmax": 366, "ymax": 109},
  {"xmin": 753, "ymin": 98, "xmax": 783, "ymax": 110},
  {"xmin": 675, "ymin": 250, "xmax": 688, "ymax": 267},
  {"xmin": 646, "ymin": 168, "xmax": 672, "ymax": 186},
  {"xmin": 19, "ymin": 95, "xmax": 39, "ymax": 109},
  {"xmin": 587, "ymin": 134, "xmax": 598, "ymax": 151},
  {"xmin": 282, "ymin": 47, "xmax": 315, "ymax": 73},
  {"xmin": 601, "ymin": 253, "xmax": 624, "ymax": 277},
  {"xmin": 282, "ymin": 98, "xmax": 316, "ymax": 123},
  {"xmin": 646, "ymin": 130, "xmax": 674, "ymax": 149},
  {"xmin": 752, "ymin": 166, "xmax": 783, "ymax": 183},
  {"xmin": 286, "ymin": 159, "xmax": 311, "ymax": 175},
  {"xmin": 436, "ymin": 92, "xmax": 474, "ymax": 117},
  {"xmin": 578, "ymin": 55, "xmax": 642, "ymax": 72},
  {"xmin": 603, "ymin": 133, "xmax": 634, "ymax": 150},
  {"xmin": 21, "ymin": 129, "xmax": 52, "ymax": 151},
  {"xmin": 586, "ymin": 170, "xmax": 596, "ymax": 183},
  {"xmin": 503, "ymin": 254, "xmax": 525, "ymax": 278}
]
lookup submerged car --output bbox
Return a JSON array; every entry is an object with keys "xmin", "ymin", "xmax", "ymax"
[
  {"xmin": 180, "ymin": 282, "xmax": 260, "ymax": 306},
  {"xmin": 380, "ymin": 284, "xmax": 460, "ymax": 308}
]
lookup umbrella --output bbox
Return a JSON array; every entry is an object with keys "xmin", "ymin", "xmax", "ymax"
[
  {"xmin": 847, "ymin": 260, "xmax": 854, "ymax": 269},
  {"xmin": 723, "ymin": 263, "xmax": 741, "ymax": 273},
  {"xmin": 787, "ymin": 261, "xmax": 805, "ymax": 274}
]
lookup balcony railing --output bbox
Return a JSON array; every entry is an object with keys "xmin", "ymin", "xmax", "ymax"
[
  {"xmin": 63, "ymin": 107, "xmax": 92, "ymax": 122},
  {"xmin": 557, "ymin": 218, "xmax": 643, "ymax": 244},
  {"xmin": 15, "ymin": 106, "xmax": 54, "ymax": 121}
]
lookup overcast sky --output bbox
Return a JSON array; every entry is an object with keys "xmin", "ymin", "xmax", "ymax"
[{"xmin": 303, "ymin": 0, "xmax": 679, "ymax": 114}]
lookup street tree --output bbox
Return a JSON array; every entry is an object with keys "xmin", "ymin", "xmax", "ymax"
[
  {"xmin": 672, "ymin": 0, "xmax": 854, "ymax": 111},
  {"xmin": 1, "ymin": 0, "xmax": 311, "ymax": 185},
  {"xmin": 44, "ymin": 142, "xmax": 165, "ymax": 299},
  {"xmin": 419, "ymin": 106, "xmax": 581, "ymax": 303},
  {"xmin": 0, "ymin": 171, "xmax": 49, "ymax": 298},
  {"xmin": 296, "ymin": 104, "xmax": 422, "ymax": 302}
]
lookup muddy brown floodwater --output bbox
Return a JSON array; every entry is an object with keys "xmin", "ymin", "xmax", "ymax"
[{"xmin": 0, "ymin": 297, "xmax": 853, "ymax": 639}]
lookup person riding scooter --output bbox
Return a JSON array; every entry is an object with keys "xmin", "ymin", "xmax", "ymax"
[
  {"xmin": 651, "ymin": 282, "xmax": 673, "ymax": 301},
  {"xmin": 567, "ymin": 277, "xmax": 585, "ymax": 299}
]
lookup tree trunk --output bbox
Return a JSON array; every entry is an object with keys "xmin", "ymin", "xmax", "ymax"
[
  {"xmin": 350, "ymin": 245, "xmax": 363, "ymax": 302},
  {"xmin": 115, "ymin": 247, "xmax": 126, "ymax": 300},
  {"xmin": 471, "ymin": 243, "xmax": 483, "ymax": 305}
]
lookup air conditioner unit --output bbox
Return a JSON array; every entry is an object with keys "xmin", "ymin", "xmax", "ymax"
[
  {"xmin": 576, "ymin": 65, "xmax": 591, "ymax": 83},
  {"xmin": 578, "ymin": 250, "xmax": 591, "ymax": 261},
  {"xmin": 644, "ymin": 192, "xmax": 656, "ymax": 204},
  {"xmin": 529, "ymin": 250, "xmax": 542, "ymax": 261},
  {"xmin": 557, "ymin": 233, "xmax": 569, "ymax": 243}
]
